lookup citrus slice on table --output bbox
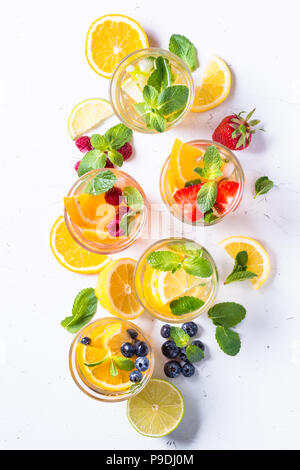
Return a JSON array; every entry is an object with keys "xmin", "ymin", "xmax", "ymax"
[
  {"xmin": 191, "ymin": 56, "xmax": 231, "ymax": 112},
  {"xmin": 127, "ymin": 379, "xmax": 185, "ymax": 437},
  {"xmin": 96, "ymin": 258, "xmax": 144, "ymax": 319},
  {"xmin": 85, "ymin": 14, "xmax": 149, "ymax": 78},
  {"xmin": 219, "ymin": 236, "xmax": 270, "ymax": 289},
  {"xmin": 68, "ymin": 98, "xmax": 113, "ymax": 139},
  {"xmin": 50, "ymin": 216, "xmax": 112, "ymax": 274}
]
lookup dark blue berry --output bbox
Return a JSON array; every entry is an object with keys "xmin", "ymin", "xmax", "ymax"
[
  {"xmin": 127, "ymin": 328, "xmax": 138, "ymax": 340},
  {"xmin": 135, "ymin": 356, "xmax": 149, "ymax": 372},
  {"xmin": 192, "ymin": 340, "xmax": 205, "ymax": 351},
  {"xmin": 121, "ymin": 342, "xmax": 136, "ymax": 358},
  {"xmin": 161, "ymin": 340, "xmax": 179, "ymax": 359},
  {"xmin": 182, "ymin": 322, "xmax": 198, "ymax": 337},
  {"xmin": 164, "ymin": 360, "xmax": 182, "ymax": 378},
  {"xmin": 160, "ymin": 324, "xmax": 171, "ymax": 338},
  {"xmin": 80, "ymin": 337, "xmax": 91, "ymax": 345},
  {"xmin": 130, "ymin": 370, "xmax": 143, "ymax": 382},
  {"xmin": 135, "ymin": 341, "xmax": 149, "ymax": 357},
  {"xmin": 182, "ymin": 362, "xmax": 195, "ymax": 377},
  {"xmin": 178, "ymin": 347, "xmax": 188, "ymax": 362}
]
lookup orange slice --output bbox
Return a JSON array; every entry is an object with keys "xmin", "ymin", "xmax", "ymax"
[
  {"xmin": 169, "ymin": 139, "xmax": 204, "ymax": 187},
  {"xmin": 64, "ymin": 193, "xmax": 111, "ymax": 229}
]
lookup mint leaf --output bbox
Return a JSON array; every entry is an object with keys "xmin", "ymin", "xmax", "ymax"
[
  {"xmin": 157, "ymin": 85, "xmax": 189, "ymax": 116},
  {"xmin": 185, "ymin": 179, "xmax": 202, "ymax": 188},
  {"xmin": 254, "ymin": 176, "xmax": 274, "ymax": 198},
  {"xmin": 84, "ymin": 356, "xmax": 109, "ymax": 367},
  {"xmin": 167, "ymin": 241, "xmax": 202, "ymax": 256},
  {"xmin": 123, "ymin": 186, "xmax": 144, "ymax": 211},
  {"xmin": 225, "ymin": 270, "xmax": 257, "ymax": 284},
  {"xmin": 204, "ymin": 210, "xmax": 219, "ymax": 224},
  {"xmin": 109, "ymin": 359, "xmax": 118, "ymax": 377},
  {"xmin": 186, "ymin": 344, "xmax": 204, "ymax": 362},
  {"xmin": 143, "ymin": 85, "xmax": 159, "ymax": 107},
  {"xmin": 85, "ymin": 170, "xmax": 116, "ymax": 195},
  {"xmin": 61, "ymin": 288, "xmax": 98, "ymax": 333},
  {"xmin": 169, "ymin": 34, "xmax": 198, "ymax": 71},
  {"xmin": 113, "ymin": 357, "xmax": 135, "ymax": 371},
  {"xmin": 224, "ymin": 250, "xmax": 257, "ymax": 284},
  {"xmin": 104, "ymin": 124, "xmax": 132, "ymax": 150},
  {"xmin": 147, "ymin": 56, "xmax": 173, "ymax": 92},
  {"xmin": 197, "ymin": 181, "xmax": 217, "ymax": 212},
  {"xmin": 183, "ymin": 254, "xmax": 213, "ymax": 278},
  {"xmin": 134, "ymin": 102, "xmax": 148, "ymax": 117},
  {"xmin": 208, "ymin": 302, "xmax": 246, "ymax": 328},
  {"xmin": 170, "ymin": 296, "xmax": 205, "ymax": 316},
  {"xmin": 90, "ymin": 134, "xmax": 107, "ymax": 151},
  {"xmin": 119, "ymin": 211, "xmax": 136, "ymax": 236},
  {"xmin": 166, "ymin": 108, "xmax": 185, "ymax": 123},
  {"xmin": 146, "ymin": 111, "xmax": 166, "ymax": 133},
  {"xmin": 236, "ymin": 250, "xmax": 248, "ymax": 267},
  {"xmin": 107, "ymin": 149, "xmax": 123, "ymax": 167},
  {"xmin": 194, "ymin": 146, "xmax": 223, "ymax": 180},
  {"xmin": 146, "ymin": 251, "xmax": 182, "ymax": 272},
  {"xmin": 78, "ymin": 150, "xmax": 107, "ymax": 176},
  {"xmin": 169, "ymin": 326, "xmax": 190, "ymax": 347},
  {"xmin": 215, "ymin": 326, "xmax": 241, "ymax": 356}
]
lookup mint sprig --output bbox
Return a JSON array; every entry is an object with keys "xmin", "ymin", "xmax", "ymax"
[
  {"xmin": 61, "ymin": 288, "xmax": 98, "ymax": 333},
  {"xmin": 254, "ymin": 176, "xmax": 274, "ymax": 198},
  {"xmin": 167, "ymin": 241, "xmax": 202, "ymax": 256},
  {"xmin": 194, "ymin": 146, "xmax": 223, "ymax": 180},
  {"xmin": 197, "ymin": 181, "xmax": 217, "ymax": 213},
  {"xmin": 146, "ymin": 251, "xmax": 182, "ymax": 273},
  {"xmin": 182, "ymin": 253, "xmax": 213, "ymax": 278},
  {"xmin": 123, "ymin": 186, "xmax": 144, "ymax": 211},
  {"xmin": 215, "ymin": 327, "xmax": 241, "ymax": 356},
  {"xmin": 224, "ymin": 251, "xmax": 257, "ymax": 285},
  {"xmin": 77, "ymin": 150, "xmax": 107, "ymax": 177},
  {"xmin": 169, "ymin": 326, "xmax": 190, "ymax": 347},
  {"xmin": 169, "ymin": 34, "xmax": 198, "ymax": 71},
  {"xmin": 170, "ymin": 296, "xmax": 205, "ymax": 316},
  {"xmin": 186, "ymin": 344, "xmax": 204, "ymax": 362},
  {"xmin": 204, "ymin": 210, "xmax": 219, "ymax": 224},
  {"xmin": 85, "ymin": 169, "xmax": 116, "ymax": 195},
  {"xmin": 147, "ymin": 56, "xmax": 173, "ymax": 92}
]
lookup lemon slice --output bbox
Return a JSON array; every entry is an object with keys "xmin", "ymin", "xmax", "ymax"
[
  {"xmin": 155, "ymin": 269, "xmax": 202, "ymax": 305},
  {"xmin": 121, "ymin": 78, "xmax": 144, "ymax": 102},
  {"xmin": 127, "ymin": 379, "xmax": 184, "ymax": 437},
  {"xmin": 219, "ymin": 236, "xmax": 271, "ymax": 289},
  {"xmin": 68, "ymin": 98, "xmax": 113, "ymax": 139},
  {"xmin": 169, "ymin": 139, "xmax": 204, "ymax": 188},
  {"xmin": 192, "ymin": 56, "xmax": 231, "ymax": 112}
]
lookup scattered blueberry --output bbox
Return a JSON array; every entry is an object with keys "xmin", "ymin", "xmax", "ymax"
[
  {"xmin": 161, "ymin": 340, "xmax": 179, "ymax": 359},
  {"xmin": 80, "ymin": 337, "xmax": 91, "ymax": 345},
  {"xmin": 192, "ymin": 340, "xmax": 205, "ymax": 351},
  {"xmin": 130, "ymin": 370, "xmax": 143, "ymax": 383},
  {"xmin": 120, "ymin": 342, "xmax": 136, "ymax": 358},
  {"xmin": 160, "ymin": 324, "xmax": 171, "ymax": 338},
  {"xmin": 127, "ymin": 329, "xmax": 138, "ymax": 341},
  {"xmin": 135, "ymin": 356, "xmax": 149, "ymax": 372},
  {"xmin": 164, "ymin": 360, "xmax": 182, "ymax": 378},
  {"xmin": 182, "ymin": 322, "xmax": 198, "ymax": 337},
  {"xmin": 135, "ymin": 341, "xmax": 149, "ymax": 357},
  {"xmin": 178, "ymin": 347, "xmax": 188, "ymax": 362},
  {"xmin": 182, "ymin": 362, "xmax": 195, "ymax": 377}
]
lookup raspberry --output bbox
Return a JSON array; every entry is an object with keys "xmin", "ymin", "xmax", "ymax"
[
  {"xmin": 116, "ymin": 205, "xmax": 130, "ymax": 220},
  {"xmin": 75, "ymin": 136, "xmax": 93, "ymax": 153},
  {"xmin": 104, "ymin": 187, "xmax": 123, "ymax": 206},
  {"xmin": 105, "ymin": 158, "xmax": 114, "ymax": 168},
  {"xmin": 117, "ymin": 142, "xmax": 133, "ymax": 161},
  {"xmin": 107, "ymin": 220, "xmax": 124, "ymax": 238},
  {"xmin": 74, "ymin": 160, "xmax": 81, "ymax": 172}
]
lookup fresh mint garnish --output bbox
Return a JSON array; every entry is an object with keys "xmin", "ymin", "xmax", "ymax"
[
  {"xmin": 107, "ymin": 149, "xmax": 123, "ymax": 167},
  {"xmin": 90, "ymin": 134, "xmax": 107, "ymax": 150},
  {"xmin": 215, "ymin": 326, "xmax": 241, "ymax": 356},
  {"xmin": 208, "ymin": 302, "xmax": 246, "ymax": 328},
  {"xmin": 147, "ymin": 56, "xmax": 173, "ymax": 92},
  {"xmin": 119, "ymin": 211, "xmax": 136, "ymax": 236},
  {"xmin": 123, "ymin": 186, "xmax": 144, "ymax": 211},
  {"xmin": 157, "ymin": 85, "xmax": 189, "ymax": 116},
  {"xmin": 197, "ymin": 181, "xmax": 217, "ymax": 213},
  {"xmin": 204, "ymin": 210, "xmax": 219, "ymax": 224},
  {"xmin": 85, "ymin": 169, "xmax": 116, "ymax": 195},
  {"xmin": 169, "ymin": 326, "xmax": 190, "ymax": 347},
  {"xmin": 185, "ymin": 179, "xmax": 202, "ymax": 188},
  {"xmin": 78, "ymin": 150, "xmax": 106, "ymax": 177},
  {"xmin": 182, "ymin": 253, "xmax": 213, "ymax": 278},
  {"xmin": 169, "ymin": 34, "xmax": 198, "ymax": 71},
  {"xmin": 167, "ymin": 241, "xmax": 202, "ymax": 256},
  {"xmin": 61, "ymin": 288, "xmax": 98, "ymax": 333},
  {"xmin": 186, "ymin": 344, "xmax": 204, "ymax": 362},
  {"xmin": 170, "ymin": 296, "xmax": 205, "ymax": 316},
  {"xmin": 113, "ymin": 357, "xmax": 135, "ymax": 371},
  {"xmin": 146, "ymin": 251, "xmax": 182, "ymax": 273},
  {"xmin": 254, "ymin": 176, "xmax": 274, "ymax": 198},
  {"xmin": 146, "ymin": 111, "xmax": 166, "ymax": 133},
  {"xmin": 109, "ymin": 359, "xmax": 118, "ymax": 377},
  {"xmin": 104, "ymin": 123, "xmax": 132, "ymax": 150},
  {"xmin": 194, "ymin": 146, "xmax": 223, "ymax": 180},
  {"xmin": 224, "ymin": 251, "xmax": 257, "ymax": 284}
]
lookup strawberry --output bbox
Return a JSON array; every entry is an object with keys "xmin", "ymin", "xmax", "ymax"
[
  {"xmin": 214, "ymin": 181, "xmax": 239, "ymax": 214},
  {"xmin": 212, "ymin": 109, "xmax": 263, "ymax": 150},
  {"xmin": 173, "ymin": 184, "xmax": 203, "ymax": 222}
]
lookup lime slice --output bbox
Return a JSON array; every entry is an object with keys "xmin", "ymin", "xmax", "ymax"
[
  {"xmin": 68, "ymin": 98, "xmax": 113, "ymax": 139},
  {"xmin": 127, "ymin": 379, "xmax": 184, "ymax": 437}
]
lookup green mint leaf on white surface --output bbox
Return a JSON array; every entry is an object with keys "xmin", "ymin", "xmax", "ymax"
[
  {"xmin": 185, "ymin": 179, "xmax": 202, "ymax": 188},
  {"xmin": 84, "ymin": 356, "xmax": 109, "ymax": 368},
  {"xmin": 143, "ymin": 85, "xmax": 159, "ymax": 107},
  {"xmin": 77, "ymin": 150, "xmax": 107, "ymax": 176},
  {"xmin": 183, "ymin": 253, "xmax": 213, "ymax": 278},
  {"xmin": 170, "ymin": 296, "xmax": 205, "ymax": 316},
  {"xmin": 104, "ymin": 123, "xmax": 132, "ymax": 150},
  {"xmin": 215, "ymin": 326, "xmax": 241, "ymax": 356},
  {"xmin": 113, "ymin": 357, "xmax": 135, "ymax": 371},
  {"xmin": 119, "ymin": 211, "xmax": 136, "ymax": 236},
  {"xmin": 186, "ymin": 344, "xmax": 204, "ymax": 362},
  {"xmin": 208, "ymin": 302, "xmax": 246, "ymax": 328},
  {"xmin": 109, "ymin": 359, "xmax": 118, "ymax": 377},
  {"xmin": 204, "ymin": 210, "xmax": 219, "ymax": 224},
  {"xmin": 107, "ymin": 149, "xmax": 123, "ymax": 167},
  {"xmin": 90, "ymin": 134, "xmax": 108, "ymax": 151},
  {"xmin": 123, "ymin": 186, "xmax": 144, "ymax": 211},
  {"xmin": 167, "ymin": 241, "xmax": 202, "ymax": 256},
  {"xmin": 147, "ymin": 56, "xmax": 173, "ymax": 92},
  {"xmin": 85, "ymin": 170, "xmax": 116, "ymax": 195},
  {"xmin": 169, "ymin": 326, "xmax": 190, "ymax": 347},
  {"xmin": 169, "ymin": 34, "xmax": 198, "ymax": 71},
  {"xmin": 146, "ymin": 251, "xmax": 182, "ymax": 272},
  {"xmin": 157, "ymin": 85, "xmax": 189, "ymax": 116},
  {"xmin": 61, "ymin": 288, "xmax": 98, "ymax": 333},
  {"xmin": 225, "ymin": 270, "xmax": 257, "ymax": 284},
  {"xmin": 194, "ymin": 146, "xmax": 223, "ymax": 180},
  {"xmin": 197, "ymin": 181, "xmax": 217, "ymax": 213},
  {"xmin": 254, "ymin": 176, "xmax": 274, "ymax": 198}
]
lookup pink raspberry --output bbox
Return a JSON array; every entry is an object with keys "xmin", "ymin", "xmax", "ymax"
[
  {"xmin": 75, "ymin": 136, "xmax": 93, "ymax": 153},
  {"xmin": 117, "ymin": 142, "xmax": 133, "ymax": 161},
  {"xmin": 104, "ymin": 187, "xmax": 123, "ymax": 206},
  {"xmin": 107, "ymin": 220, "xmax": 124, "ymax": 238},
  {"xmin": 74, "ymin": 160, "xmax": 81, "ymax": 172},
  {"xmin": 105, "ymin": 158, "xmax": 114, "ymax": 168}
]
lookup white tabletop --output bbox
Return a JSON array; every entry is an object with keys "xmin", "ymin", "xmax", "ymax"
[{"xmin": 1, "ymin": 0, "xmax": 300, "ymax": 450}]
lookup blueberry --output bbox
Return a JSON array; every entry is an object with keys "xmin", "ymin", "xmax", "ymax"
[
  {"xmin": 161, "ymin": 340, "xmax": 179, "ymax": 359},
  {"xmin": 127, "ymin": 328, "xmax": 138, "ymax": 340},
  {"xmin": 121, "ymin": 342, "xmax": 136, "ymax": 358},
  {"xmin": 130, "ymin": 370, "xmax": 143, "ymax": 383},
  {"xmin": 135, "ymin": 356, "xmax": 149, "ymax": 372},
  {"xmin": 135, "ymin": 341, "xmax": 149, "ymax": 357},
  {"xmin": 192, "ymin": 340, "xmax": 205, "ymax": 351},
  {"xmin": 80, "ymin": 336, "xmax": 91, "ymax": 345},
  {"xmin": 160, "ymin": 324, "xmax": 171, "ymax": 338},
  {"xmin": 178, "ymin": 347, "xmax": 188, "ymax": 362},
  {"xmin": 164, "ymin": 360, "xmax": 182, "ymax": 378},
  {"xmin": 182, "ymin": 322, "xmax": 198, "ymax": 337},
  {"xmin": 182, "ymin": 362, "xmax": 195, "ymax": 377}
]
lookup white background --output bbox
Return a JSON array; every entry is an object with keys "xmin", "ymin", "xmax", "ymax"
[{"xmin": 1, "ymin": 0, "xmax": 300, "ymax": 451}]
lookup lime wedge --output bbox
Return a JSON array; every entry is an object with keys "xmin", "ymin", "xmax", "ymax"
[
  {"xmin": 127, "ymin": 378, "xmax": 184, "ymax": 437},
  {"xmin": 68, "ymin": 98, "xmax": 113, "ymax": 139}
]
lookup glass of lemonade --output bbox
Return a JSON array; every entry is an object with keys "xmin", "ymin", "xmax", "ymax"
[
  {"xmin": 110, "ymin": 48, "xmax": 195, "ymax": 134},
  {"xmin": 134, "ymin": 238, "xmax": 218, "ymax": 323},
  {"xmin": 64, "ymin": 168, "xmax": 148, "ymax": 254},
  {"xmin": 160, "ymin": 139, "xmax": 244, "ymax": 225},
  {"xmin": 69, "ymin": 317, "xmax": 154, "ymax": 402}
]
